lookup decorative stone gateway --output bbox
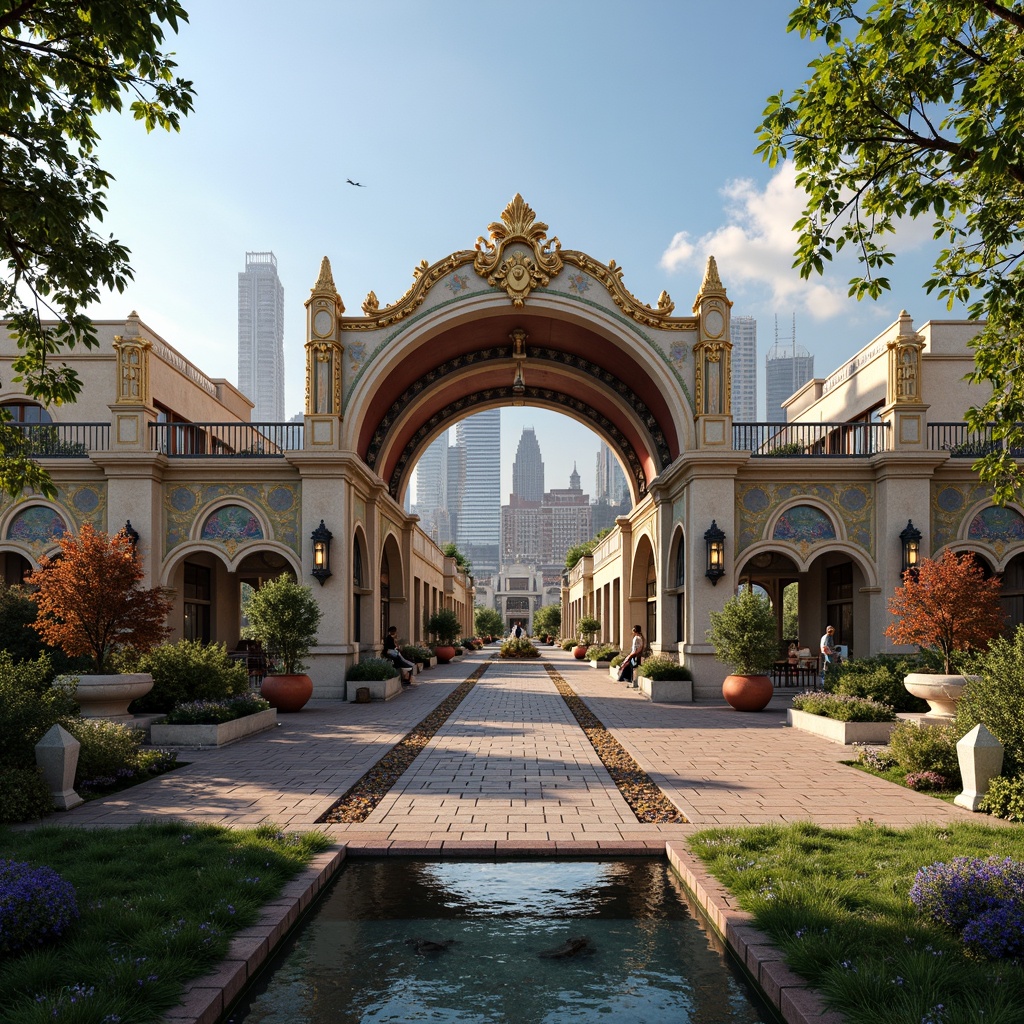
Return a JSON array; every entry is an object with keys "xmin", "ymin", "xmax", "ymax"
[
  {"xmin": 638, "ymin": 675, "xmax": 693, "ymax": 703},
  {"xmin": 149, "ymin": 708, "xmax": 277, "ymax": 749},
  {"xmin": 787, "ymin": 707, "xmax": 896, "ymax": 745},
  {"xmin": 346, "ymin": 676, "xmax": 403, "ymax": 702}
]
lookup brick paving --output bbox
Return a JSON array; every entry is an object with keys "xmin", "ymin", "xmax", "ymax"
[{"xmin": 60, "ymin": 644, "xmax": 977, "ymax": 846}]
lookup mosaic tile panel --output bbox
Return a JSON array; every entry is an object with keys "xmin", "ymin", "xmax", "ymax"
[
  {"xmin": 931, "ymin": 481, "xmax": 997, "ymax": 550},
  {"xmin": 164, "ymin": 482, "xmax": 300, "ymax": 558},
  {"xmin": 968, "ymin": 506, "xmax": 1024, "ymax": 549},
  {"xmin": 0, "ymin": 482, "xmax": 107, "ymax": 557},
  {"xmin": 736, "ymin": 482, "xmax": 874, "ymax": 557},
  {"xmin": 6, "ymin": 506, "xmax": 68, "ymax": 549}
]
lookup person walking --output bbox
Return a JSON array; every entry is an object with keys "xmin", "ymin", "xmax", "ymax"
[
  {"xmin": 617, "ymin": 624, "xmax": 645, "ymax": 686},
  {"xmin": 819, "ymin": 624, "xmax": 837, "ymax": 689}
]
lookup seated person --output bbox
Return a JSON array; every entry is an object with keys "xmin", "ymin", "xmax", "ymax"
[{"xmin": 383, "ymin": 626, "xmax": 415, "ymax": 683}]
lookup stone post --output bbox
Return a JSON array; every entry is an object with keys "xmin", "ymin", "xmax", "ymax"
[
  {"xmin": 955, "ymin": 723, "xmax": 1004, "ymax": 812},
  {"xmin": 34, "ymin": 724, "xmax": 83, "ymax": 811}
]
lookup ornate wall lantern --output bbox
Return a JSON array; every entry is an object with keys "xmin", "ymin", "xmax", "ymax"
[
  {"xmin": 900, "ymin": 519, "xmax": 922, "ymax": 578},
  {"xmin": 704, "ymin": 520, "xmax": 726, "ymax": 585},
  {"xmin": 121, "ymin": 520, "xmax": 139, "ymax": 553},
  {"xmin": 311, "ymin": 520, "xmax": 333, "ymax": 585}
]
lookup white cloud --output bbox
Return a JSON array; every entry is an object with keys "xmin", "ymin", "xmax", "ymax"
[{"xmin": 660, "ymin": 162, "xmax": 851, "ymax": 321}]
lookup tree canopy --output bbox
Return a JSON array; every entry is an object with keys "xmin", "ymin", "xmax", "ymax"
[
  {"xmin": 0, "ymin": 1, "xmax": 194, "ymax": 497},
  {"xmin": 757, "ymin": 1, "xmax": 1024, "ymax": 502}
]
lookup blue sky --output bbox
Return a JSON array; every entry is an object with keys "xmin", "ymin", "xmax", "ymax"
[{"xmin": 87, "ymin": 1, "xmax": 961, "ymax": 500}]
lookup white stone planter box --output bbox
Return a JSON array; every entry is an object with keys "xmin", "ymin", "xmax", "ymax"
[
  {"xmin": 609, "ymin": 665, "xmax": 620, "ymax": 681},
  {"xmin": 150, "ymin": 708, "xmax": 277, "ymax": 748},
  {"xmin": 638, "ymin": 675, "xmax": 693, "ymax": 702},
  {"xmin": 346, "ymin": 676, "xmax": 403, "ymax": 702},
  {"xmin": 590, "ymin": 659, "xmax": 613, "ymax": 670},
  {"xmin": 787, "ymin": 708, "xmax": 896, "ymax": 745}
]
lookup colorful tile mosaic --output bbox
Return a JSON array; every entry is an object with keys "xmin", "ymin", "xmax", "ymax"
[
  {"xmin": 931, "ymin": 481, "xmax": 1002, "ymax": 551},
  {"xmin": 6, "ymin": 506, "xmax": 67, "ymax": 548},
  {"xmin": 968, "ymin": 506, "xmax": 1024, "ymax": 549},
  {"xmin": 566, "ymin": 271, "xmax": 591, "ymax": 296},
  {"xmin": 163, "ymin": 482, "xmax": 300, "ymax": 558},
  {"xmin": 0, "ymin": 482, "xmax": 107, "ymax": 558},
  {"xmin": 736, "ymin": 482, "xmax": 874, "ymax": 557}
]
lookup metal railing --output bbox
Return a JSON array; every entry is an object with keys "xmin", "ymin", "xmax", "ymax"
[
  {"xmin": 929, "ymin": 423, "xmax": 1024, "ymax": 458},
  {"xmin": 734, "ymin": 421, "xmax": 889, "ymax": 457},
  {"xmin": 5, "ymin": 422, "xmax": 109, "ymax": 457},
  {"xmin": 149, "ymin": 422, "xmax": 303, "ymax": 457}
]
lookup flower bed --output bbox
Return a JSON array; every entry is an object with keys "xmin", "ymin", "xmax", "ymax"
[
  {"xmin": 787, "ymin": 706, "xmax": 897, "ymax": 745},
  {"xmin": 638, "ymin": 674, "xmax": 692, "ymax": 702},
  {"xmin": 149, "ymin": 702, "xmax": 277, "ymax": 749}
]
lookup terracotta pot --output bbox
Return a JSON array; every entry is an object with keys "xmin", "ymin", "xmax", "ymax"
[
  {"xmin": 260, "ymin": 673, "xmax": 313, "ymax": 713},
  {"xmin": 434, "ymin": 645, "xmax": 457, "ymax": 664},
  {"xmin": 903, "ymin": 672, "xmax": 968, "ymax": 719},
  {"xmin": 72, "ymin": 673, "xmax": 154, "ymax": 721},
  {"xmin": 722, "ymin": 673, "xmax": 774, "ymax": 712},
  {"xmin": 573, "ymin": 644, "xmax": 588, "ymax": 659}
]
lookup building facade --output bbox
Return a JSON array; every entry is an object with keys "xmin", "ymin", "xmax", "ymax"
[
  {"xmin": 765, "ymin": 338, "xmax": 814, "ymax": 423},
  {"xmin": 237, "ymin": 251, "xmax": 285, "ymax": 421},
  {"xmin": 730, "ymin": 315, "xmax": 758, "ymax": 422},
  {"xmin": 453, "ymin": 410, "xmax": 501, "ymax": 574}
]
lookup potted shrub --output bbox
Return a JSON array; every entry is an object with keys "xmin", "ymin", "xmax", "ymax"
[
  {"xmin": 426, "ymin": 608, "xmax": 461, "ymax": 663},
  {"xmin": 885, "ymin": 549, "xmax": 1004, "ymax": 718},
  {"xmin": 707, "ymin": 590, "xmax": 778, "ymax": 711},
  {"xmin": 244, "ymin": 574, "xmax": 323, "ymax": 712},
  {"xmin": 27, "ymin": 523, "xmax": 172, "ymax": 719},
  {"xmin": 575, "ymin": 616, "xmax": 601, "ymax": 659}
]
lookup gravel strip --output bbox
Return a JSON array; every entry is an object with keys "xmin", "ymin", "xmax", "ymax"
[
  {"xmin": 543, "ymin": 663, "xmax": 687, "ymax": 824},
  {"xmin": 317, "ymin": 662, "xmax": 491, "ymax": 824}
]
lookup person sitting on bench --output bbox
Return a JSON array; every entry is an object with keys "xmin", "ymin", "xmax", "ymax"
[{"xmin": 383, "ymin": 626, "xmax": 415, "ymax": 684}]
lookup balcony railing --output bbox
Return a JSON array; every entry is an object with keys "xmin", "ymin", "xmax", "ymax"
[
  {"xmin": 149, "ymin": 422, "xmax": 303, "ymax": 457},
  {"xmin": 5, "ymin": 422, "xmax": 109, "ymax": 457},
  {"xmin": 929, "ymin": 423, "xmax": 1024, "ymax": 458},
  {"xmin": 734, "ymin": 421, "xmax": 889, "ymax": 457}
]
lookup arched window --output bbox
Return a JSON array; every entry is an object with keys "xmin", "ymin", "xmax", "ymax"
[
  {"xmin": 674, "ymin": 533, "xmax": 685, "ymax": 644},
  {"xmin": 1, "ymin": 401, "xmax": 51, "ymax": 424},
  {"xmin": 646, "ymin": 555, "xmax": 657, "ymax": 645},
  {"xmin": 353, "ymin": 541, "xmax": 364, "ymax": 645}
]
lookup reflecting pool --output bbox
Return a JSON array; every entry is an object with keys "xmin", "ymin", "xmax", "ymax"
[{"xmin": 229, "ymin": 859, "xmax": 777, "ymax": 1024}]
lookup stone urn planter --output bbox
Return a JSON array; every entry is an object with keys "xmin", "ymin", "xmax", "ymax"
[
  {"xmin": 260, "ymin": 673, "xmax": 314, "ymax": 713},
  {"xmin": 903, "ymin": 672, "xmax": 969, "ymax": 719},
  {"xmin": 573, "ymin": 644, "xmax": 588, "ymax": 659},
  {"xmin": 434, "ymin": 645, "xmax": 457, "ymax": 664},
  {"xmin": 72, "ymin": 673, "xmax": 154, "ymax": 721},
  {"xmin": 721, "ymin": 674, "xmax": 774, "ymax": 712}
]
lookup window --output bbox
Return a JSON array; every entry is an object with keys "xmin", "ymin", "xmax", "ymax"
[
  {"xmin": 646, "ymin": 556, "xmax": 657, "ymax": 645},
  {"xmin": 1, "ymin": 401, "xmax": 51, "ymax": 423},
  {"xmin": 183, "ymin": 562, "xmax": 211, "ymax": 643}
]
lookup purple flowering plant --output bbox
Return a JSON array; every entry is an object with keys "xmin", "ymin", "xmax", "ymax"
[
  {"xmin": 0, "ymin": 859, "xmax": 79, "ymax": 956},
  {"xmin": 909, "ymin": 856, "xmax": 1024, "ymax": 958},
  {"xmin": 904, "ymin": 771, "xmax": 949, "ymax": 792}
]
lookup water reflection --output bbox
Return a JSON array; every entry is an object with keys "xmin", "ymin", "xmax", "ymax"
[{"xmin": 230, "ymin": 860, "xmax": 775, "ymax": 1024}]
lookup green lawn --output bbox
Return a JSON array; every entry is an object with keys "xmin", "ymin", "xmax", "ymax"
[
  {"xmin": 689, "ymin": 821, "xmax": 1024, "ymax": 1024},
  {"xmin": 0, "ymin": 821, "xmax": 332, "ymax": 1024}
]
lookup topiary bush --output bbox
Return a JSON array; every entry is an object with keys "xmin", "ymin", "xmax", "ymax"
[
  {"xmin": 637, "ymin": 656, "xmax": 693, "ymax": 681},
  {"xmin": 0, "ymin": 767, "xmax": 55, "ymax": 824},
  {"xmin": 979, "ymin": 775, "xmax": 1024, "ymax": 821},
  {"xmin": 792, "ymin": 691, "xmax": 896, "ymax": 722},
  {"xmin": 0, "ymin": 859, "xmax": 79, "ymax": 956},
  {"xmin": 129, "ymin": 640, "xmax": 249, "ymax": 714},
  {"xmin": 0, "ymin": 653, "xmax": 79, "ymax": 772},
  {"xmin": 824, "ymin": 654, "xmax": 928, "ymax": 713},
  {"xmin": 346, "ymin": 657, "xmax": 399, "ymax": 681},
  {"xmin": 957, "ymin": 626, "xmax": 1024, "ymax": 777},
  {"xmin": 887, "ymin": 720, "xmax": 962, "ymax": 784}
]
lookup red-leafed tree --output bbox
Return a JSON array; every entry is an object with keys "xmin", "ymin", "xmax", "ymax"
[
  {"xmin": 885, "ymin": 549, "xmax": 1005, "ymax": 673},
  {"xmin": 27, "ymin": 523, "xmax": 173, "ymax": 673}
]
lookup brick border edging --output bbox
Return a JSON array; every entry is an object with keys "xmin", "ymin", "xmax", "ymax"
[
  {"xmin": 665, "ymin": 841, "xmax": 845, "ymax": 1024},
  {"xmin": 161, "ymin": 846, "xmax": 346, "ymax": 1024}
]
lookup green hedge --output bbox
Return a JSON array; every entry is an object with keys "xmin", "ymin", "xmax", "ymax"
[{"xmin": 129, "ymin": 640, "xmax": 248, "ymax": 714}]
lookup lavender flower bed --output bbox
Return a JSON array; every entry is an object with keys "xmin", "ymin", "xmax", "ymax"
[
  {"xmin": 910, "ymin": 856, "xmax": 1024, "ymax": 958},
  {"xmin": 0, "ymin": 859, "xmax": 78, "ymax": 956},
  {"xmin": 164, "ymin": 692, "xmax": 270, "ymax": 725},
  {"xmin": 792, "ymin": 691, "xmax": 896, "ymax": 722}
]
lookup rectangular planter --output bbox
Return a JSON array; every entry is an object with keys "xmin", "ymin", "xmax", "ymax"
[
  {"xmin": 149, "ymin": 708, "xmax": 277, "ymax": 748},
  {"xmin": 346, "ymin": 676, "xmax": 403, "ymax": 702},
  {"xmin": 638, "ymin": 675, "xmax": 693, "ymax": 702},
  {"xmin": 786, "ymin": 708, "xmax": 896, "ymax": 745},
  {"xmin": 609, "ymin": 665, "xmax": 620, "ymax": 681}
]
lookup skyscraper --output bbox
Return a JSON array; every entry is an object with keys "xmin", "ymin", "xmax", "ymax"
[
  {"xmin": 412, "ymin": 433, "xmax": 452, "ymax": 545},
  {"xmin": 766, "ymin": 317, "xmax": 814, "ymax": 422},
  {"xmin": 730, "ymin": 315, "xmax": 758, "ymax": 422},
  {"xmin": 594, "ymin": 442, "xmax": 627, "ymax": 505},
  {"xmin": 454, "ymin": 409, "xmax": 501, "ymax": 573},
  {"xmin": 237, "ymin": 252, "xmax": 285, "ymax": 421},
  {"xmin": 511, "ymin": 427, "xmax": 544, "ymax": 501}
]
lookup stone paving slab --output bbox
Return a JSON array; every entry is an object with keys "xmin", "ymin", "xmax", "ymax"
[{"xmin": 31, "ymin": 645, "xmax": 1004, "ymax": 1024}]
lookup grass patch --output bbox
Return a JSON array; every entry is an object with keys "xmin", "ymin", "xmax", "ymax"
[
  {"xmin": 689, "ymin": 821, "xmax": 1024, "ymax": 1024},
  {"xmin": 0, "ymin": 821, "xmax": 332, "ymax": 1024},
  {"xmin": 846, "ymin": 761, "xmax": 960, "ymax": 804}
]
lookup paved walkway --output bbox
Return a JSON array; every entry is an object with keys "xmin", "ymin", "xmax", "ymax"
[{"xmin": 60, "ymin": 645, "xmax": 981, "ymax": 852}]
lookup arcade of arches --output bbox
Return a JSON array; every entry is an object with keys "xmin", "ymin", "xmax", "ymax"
[{"xmin": 2, "ymin": 196, "xmax": 1023, "ymax": 699}]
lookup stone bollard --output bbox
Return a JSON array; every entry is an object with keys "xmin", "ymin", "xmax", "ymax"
[
  {"xmin": 34, "ymin": 724, "xmax": 83, "ymax": 811},
  {"xmin": 955, "ymin": 723, "xmax": 1004, "ymax": 812}
]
